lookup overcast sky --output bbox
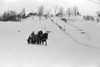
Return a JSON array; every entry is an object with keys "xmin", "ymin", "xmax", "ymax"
[{"xmin": 0, "ymin": 0, "xmax": 100, "ymax": 15}]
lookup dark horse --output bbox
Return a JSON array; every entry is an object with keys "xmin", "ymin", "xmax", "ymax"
[
  {"xmin": 40, "ymin": 32, "xmax": 48, "ymax": 45},
  {"xmin": 36, "ymin": 30, "xmax": 43, "ymax": 44},
  {"xmin": 36, "ymin": 30, "xmax": 49, "ymax": 45},
  {"xmin": 27, "ymin": 30, "xmax": 48, "ymax": 46}
]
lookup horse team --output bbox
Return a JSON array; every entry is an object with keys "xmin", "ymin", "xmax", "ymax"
[{"xmin": 27, "ymin": 30, "xmax": 48, "ymax": 46}]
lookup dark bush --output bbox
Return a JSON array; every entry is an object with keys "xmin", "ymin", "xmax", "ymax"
[{"xmin": 1, "ymin": 10, "xmax": 21, "ymax": 21}]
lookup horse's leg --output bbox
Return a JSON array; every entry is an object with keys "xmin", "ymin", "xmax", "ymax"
[
  {"xmin": 42, "ymin": 40, "xmax": 44, "ymax": 45},
  {"xmin": 45, "ymin": 40, "xmax": 47, "ymax": 46},
  {"xmin": 38, "ymin": 38, "xmax": 41, "ymax": 45},
  {"xmin": 39, "ymin": 40, "xmax": 41, "ymax": 45},
  {"xmin": 37, "ymin": 39, "xmax": 40, "ymax": 45}
]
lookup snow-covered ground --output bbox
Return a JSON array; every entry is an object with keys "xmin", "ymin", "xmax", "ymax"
[{"xmin": 0, "ymin": 16, "xmax": 100, "ymax": 67}]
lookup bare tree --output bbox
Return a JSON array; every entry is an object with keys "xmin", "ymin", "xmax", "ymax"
[
  {"xmin": 58, "ymin": 7, "xmax": 64, "ymax": 17},
  {"xmin": 73, "ymin": 6, "xmax": 78, "ymax": 16},
  {"xmin": 66, "ymin": 7, "xmax": 72, "ymax": 17},
  {"xmin": 19, "ymin": 8, "xmax": 26, "ymax": 18},
  {"xmin": 44, "ymin": 10, "xmax": 51, "ymax": 19},
  {"xmin": 38, "ymin": 5, "xmax": 44, "ymax": 20},
  {"xmin": 53, "ymin": 5, "xmax": 59, "ymax": 15}
]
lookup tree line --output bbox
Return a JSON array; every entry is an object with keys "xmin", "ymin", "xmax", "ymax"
[{"xmin": 0, "ymin": 5, "xmax": 99, "ymax": 21}]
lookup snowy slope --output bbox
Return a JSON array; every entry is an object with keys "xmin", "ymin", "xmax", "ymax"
[{"xmin": 0, "ymin": 17, "xmax": 100, "ymax": 67}]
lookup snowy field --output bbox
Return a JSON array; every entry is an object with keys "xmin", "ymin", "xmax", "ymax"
[{"xmin": 0, "ymin": 16, "xmax": 100, "ymax": 67}]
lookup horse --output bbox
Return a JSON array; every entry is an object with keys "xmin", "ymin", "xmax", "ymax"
[{"xmin": 40, "ymin": 32, "xmax": 48, "ymax": 46}]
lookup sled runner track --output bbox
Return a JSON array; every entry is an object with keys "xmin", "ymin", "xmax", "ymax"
[
  {"xmin": 67, "ymin": 22, "xmax": 83, "ymax": 31},
  {"xmin": 49, "ymin": 17, "xmax": 100, "ymax": 50},
  {"xmin": 60, "ymin": 19, "xmax": 92, "ymax": 40}
]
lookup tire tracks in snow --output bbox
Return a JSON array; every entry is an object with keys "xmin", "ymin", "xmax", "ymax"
[{"xmin": 49, "ymin": 17, "xmax": 100, "ymax": 50}]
